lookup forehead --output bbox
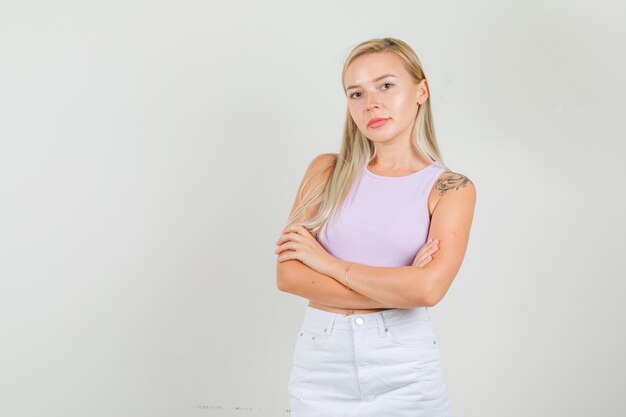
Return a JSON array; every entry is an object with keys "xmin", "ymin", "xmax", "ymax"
[{"xmin": 344, "ymin": 52, "xmax": 409, "ymax": 85}]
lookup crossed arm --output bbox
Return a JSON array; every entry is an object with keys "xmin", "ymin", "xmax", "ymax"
[
  {"xmin": 277, "ymin": 172, "xmax": 476, "ymax": 309},
  {"xmin": 276, "ymin": 259, "xmax": 397, "ymax": 309},
  {"xmin": 275, "ymin": 151, "xmax": 476, "ymax": 309},
  {"xmin": 277, "ymin": 252, "xmax": 439, "ymax": 309}
]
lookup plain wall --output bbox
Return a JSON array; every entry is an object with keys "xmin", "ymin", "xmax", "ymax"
[{"xmin": 1, "ymin": 1, "xmax": 624, "ymax": 416}]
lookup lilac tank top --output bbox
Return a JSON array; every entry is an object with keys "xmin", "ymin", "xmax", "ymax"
[{"xmin": 317, "ymin": 162, "xmax": 447, "ymax": 267}]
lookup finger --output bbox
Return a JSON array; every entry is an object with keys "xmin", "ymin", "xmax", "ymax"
[
  {"xmin": 425, "ymin": 238, "xmax": 439, "ymax": 247},
  {"xmin": 413, "ymin": 253, "xmax": 428, "ymax": 266},
  {"xmin": 416, "ymin": 243, "xmax": 430, "ymax": 255},
  {"xmin": 417, "ymin": 252, "xmax": 433, "ymax": 265},
  {"xmin": 413, "ymin": 249, "xmax": 428, "ymax": 264},
  {"xmin": 276, "ymin": 232, "xmax": 290, "ymax": 244},
  {"xmin": 416, "ymin": 242, "xmax": 436, "ymax": 257},
  {"xmin": 283, "ymin": 225, "xmax": 310, "ymax": 237},
  {"xmin": 282, "ymin": 225, "xmax": 301, "ymax": 234},
  {"xmin": 424, "ymin": 240, "xmax": 437, "ymax": 249},
  {"xmin": 277, "ymin": 250, "xmax": 297, "ymax": 262},
  {"xmin": 417, "ymin": 255, "xmax": 432, "ymax": 267},
  {"xmin": 277, "ymin": 250, "xmax": 290, "ymax": 261},
  {"xmin": 275, "ymin": 242, "xmax": 298, "ymax": 254},
  {"xmin": 276, "ymin": 232, "xmax": 303, "ymax": 245},
  {"xmin": 413, "ymin": 240, "xmax": 439, "ymax": 263},
  {"xmin": 426, "ymin": 242, "xmax": 439, "ymax": 251},
  {"xmin": 275, "ymin": 242, "xmax": 291, "ymax": 254}
]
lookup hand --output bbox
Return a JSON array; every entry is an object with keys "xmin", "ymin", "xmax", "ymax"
[
  {"xmin": 275, "ymin": 224, "xmax": 335, "ymax": 275},
  {"xmin": 412, "ymin": 238, "xmax": 439, "ymax": 268}
]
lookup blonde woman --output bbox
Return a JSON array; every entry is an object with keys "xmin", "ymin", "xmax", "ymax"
[{"xmin": 275, "ymin": 37, "xmax": 475, "ymax": 416}]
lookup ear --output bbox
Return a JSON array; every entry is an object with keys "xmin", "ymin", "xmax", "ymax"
[{"xmin": 416, "ymin": 79, "xmax": 429, "ymax": 105}]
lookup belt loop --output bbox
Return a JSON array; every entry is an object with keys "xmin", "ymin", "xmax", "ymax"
[
  {"xmin": 376, "ymin": 313, "xmax": 387, "ymax": 338},
  {"xmin": 325, "ymin": 314, "xmax": 336, "ymax": 337}
]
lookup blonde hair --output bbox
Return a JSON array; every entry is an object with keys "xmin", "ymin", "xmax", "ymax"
[{"xmin": 287, "ymin": 37, "xmax": 447, "ymax": 235}]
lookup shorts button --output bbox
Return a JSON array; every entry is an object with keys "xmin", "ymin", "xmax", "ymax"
[{"xmin": 355, "ymin": 316, "xmax": 364, "ymax": 325}]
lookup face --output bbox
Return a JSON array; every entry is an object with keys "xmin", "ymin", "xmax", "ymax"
[{"xmin": 343, "ymin": 52, "xmax": 428, "ymax": 144}]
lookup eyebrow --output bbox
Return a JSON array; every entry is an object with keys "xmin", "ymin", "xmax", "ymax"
[{"xmin": 345, "ymin": 74, "xmax": 397, "ymax": 92}]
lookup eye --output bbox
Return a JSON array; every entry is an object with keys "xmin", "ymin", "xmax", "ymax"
[
  {"xmin": 381, "ymin": 82, "xmax": 393, "ymax": 89},
  {"xmin": 349, "ymin": 92, "xmax": 362, "ymax": 99}
]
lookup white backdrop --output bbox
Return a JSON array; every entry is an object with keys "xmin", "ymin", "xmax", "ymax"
[{"xmin": 1, "ymin": 1, "xmax": 625, "ymax": 416}]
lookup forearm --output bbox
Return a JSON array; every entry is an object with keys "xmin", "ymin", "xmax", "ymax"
[
  {"xmin": 326, "ymin": 259, "xmax": 434, "ymax": 308},
  {"xmin": 276, "ymin": 260, "xmax": 396, "ymax": 309}
]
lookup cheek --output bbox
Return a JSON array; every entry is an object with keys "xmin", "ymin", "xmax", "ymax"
[
  {"xmin": 391, "ymin": 92, "xmax": 412, "ymax": 107},
  {"xmin": 390, "ymin": 94, "xmax": 417, "ymax": 119},
  {"xmin": 348, "ymin": 105, "xmax": 364, "ymax": 124}
]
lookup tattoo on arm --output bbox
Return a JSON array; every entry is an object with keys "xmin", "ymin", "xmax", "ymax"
[{"xmin": 436, "ymin": 171, "xmax": 471, "ymax": 196}]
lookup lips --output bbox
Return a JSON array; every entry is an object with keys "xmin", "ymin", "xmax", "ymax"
[{"xmin": 368, "ymin": 117, "xmax": 391, "ymax": 128}]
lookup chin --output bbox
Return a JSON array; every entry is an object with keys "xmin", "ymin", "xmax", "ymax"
[{"xmin": 365, "ymin": 135, "xmax": 395, "ymax": 143}]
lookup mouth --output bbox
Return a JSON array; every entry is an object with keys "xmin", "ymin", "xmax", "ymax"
[{"xmin": 368, "ymin": 117, "xmax": 391, "ymax": 128}]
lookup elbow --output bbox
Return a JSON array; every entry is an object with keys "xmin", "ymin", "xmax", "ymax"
[
  {"xmin": 408, "ymin": 276, "xmax": 438, "ymax": 308},
  {"xmin": 276, "ymin": 270, "xmax": 289, "ymax": 292},
  {"xmin": 396, "ymin": 291, "xmax": 432, "ymax": 309},
  {"xmin": 421, "ymin": 278, "xmax": 450, "ymax": 307},
  {"xmin": 276, "ymin": 261, "xmax": 293, "ymax": 292},
  {"xmin": 276, "ymin": 275, "xmax": 287, "ymax": 292},
  {"xmin": 424, "ymin": 292, "xmax": 440, "ymax": 307},
  {"xmin": 423, "ymin": 281, "xmax": 441, "ymax": 307},
  {"xmin": 417, "ymin": 292, "xmax": 438, "ymax": 308}
]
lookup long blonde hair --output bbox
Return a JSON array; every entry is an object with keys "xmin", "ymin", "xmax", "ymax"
[{"xmin": 287, "ymin": 37, "xmax": 447, "ymax": 236}]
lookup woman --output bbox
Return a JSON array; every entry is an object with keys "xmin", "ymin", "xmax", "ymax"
[{"xmin": 275, "ymin": 37, "xmax": 475, "ymax": 417}]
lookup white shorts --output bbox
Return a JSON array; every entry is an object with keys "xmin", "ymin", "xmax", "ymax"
[{"xmin": 288, "ymin": 306, "xmax": 452, "ymax": 417}]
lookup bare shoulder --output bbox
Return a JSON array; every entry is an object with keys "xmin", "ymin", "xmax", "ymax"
[
  {"xmin": 435, "ymin": 169, "xmax": 476, "ymax": 197},
  {"xmin": 286, "ymin": 153, "xmax": 337, "ymax": 225},
  {"xmin": 307, "ymin": 152, "xmax": 337, "ymax": 174},
  {"xmin": 299, "ymin": 153, "xmax": 337, "ymax": 190},
  {"xmin": 428, "ymin": 169, "xmax": 476, "ymax": 216}
]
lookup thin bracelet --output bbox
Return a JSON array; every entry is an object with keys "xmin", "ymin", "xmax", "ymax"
[{"xmin": 344, "ymin": 262, "xmax": 354, "ymax": 290}]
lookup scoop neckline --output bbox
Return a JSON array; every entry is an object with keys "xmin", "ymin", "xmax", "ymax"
[{"xmin": 364, "ymin": 162, "xmax": 436, "ymax": 180}]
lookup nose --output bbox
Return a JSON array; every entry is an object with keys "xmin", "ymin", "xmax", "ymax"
[
  {"xmin": 366, "ymin": 101, "xmax": 380, "ymax": 111},
  {"xmin": 366, "ymin": 93, "xmax": 381, "ymax": 111}
]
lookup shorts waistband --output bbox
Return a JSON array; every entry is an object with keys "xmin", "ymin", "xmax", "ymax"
[{"xmin": 302, "ymin": 305, "xmax": 431, "ymax": 333}]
